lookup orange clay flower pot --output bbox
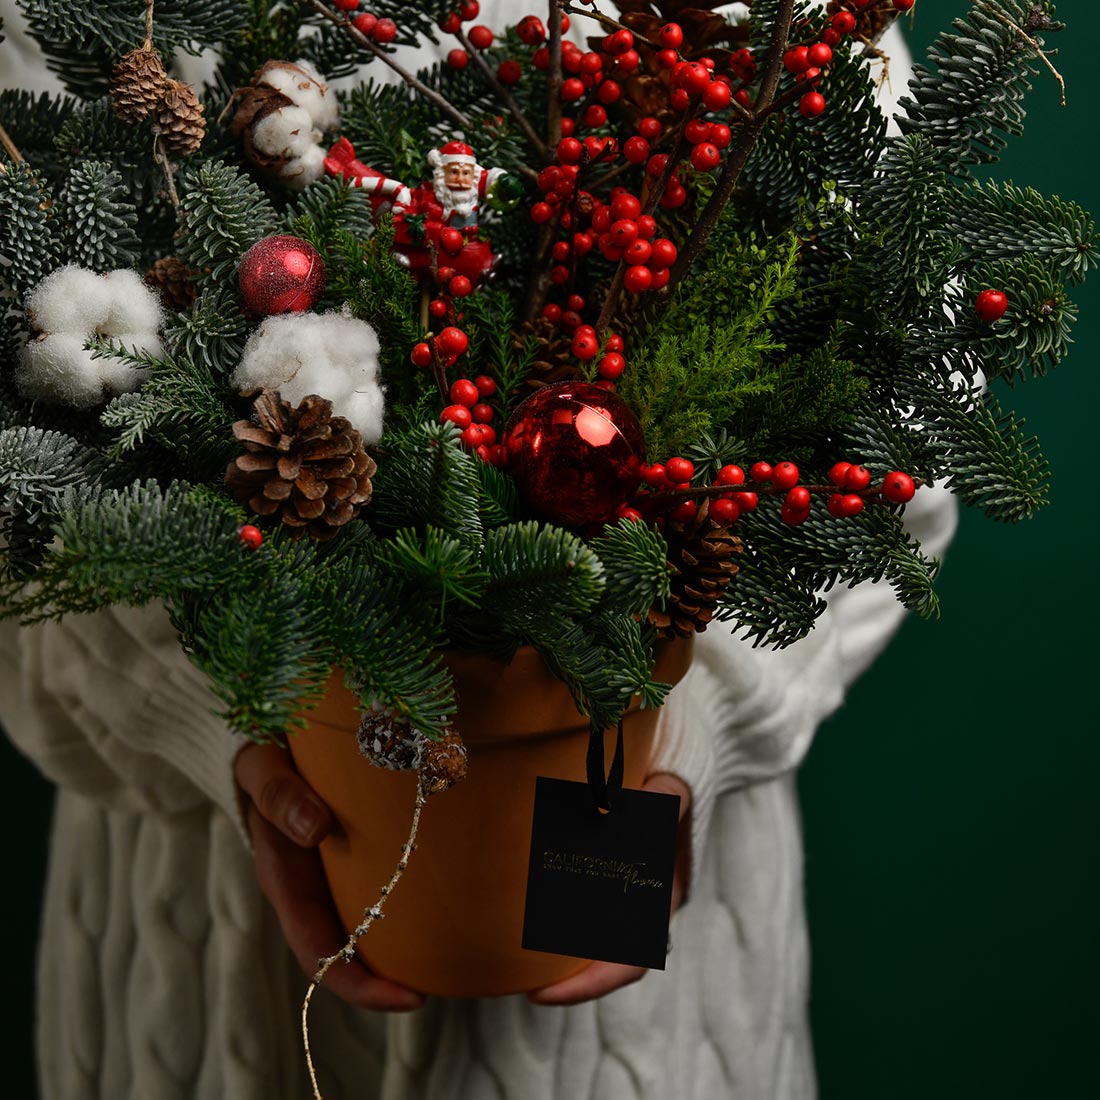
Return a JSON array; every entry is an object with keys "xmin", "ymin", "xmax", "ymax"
[{"xmin": 287, "ymin": 637, "xmax": 693, "ymax": 998}]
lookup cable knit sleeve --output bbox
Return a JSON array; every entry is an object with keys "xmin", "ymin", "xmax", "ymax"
[
  {"xmin": 0, "ymin": 603, "xmax": 246, "ymax": 838},
  {"xmin": 649, "ymin": 483, "xmax": 958, "ymax": 875}
]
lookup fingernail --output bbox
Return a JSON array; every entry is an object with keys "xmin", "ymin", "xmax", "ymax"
[{"xmin": 287, "ymin": 799, "xmax": 322, "ymax": 844}]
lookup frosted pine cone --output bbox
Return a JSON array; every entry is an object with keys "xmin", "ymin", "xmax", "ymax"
[
  {"xmin": 420, "ymin": 727, "xmax": 468, "ymax": 794},
  {"xmin": 357, "ymin": 706, "xmax": 425, "ymax": 772}
]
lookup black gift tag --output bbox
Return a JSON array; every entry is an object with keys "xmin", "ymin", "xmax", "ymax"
[{"xmin": 521, "ymin": 776, "xmax": 680, "ymax": 971}]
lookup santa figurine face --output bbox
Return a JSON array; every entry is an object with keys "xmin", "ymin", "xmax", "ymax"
[{"xmin": 443, "ymin": 162, "xmax": 475, "ymax": 191}]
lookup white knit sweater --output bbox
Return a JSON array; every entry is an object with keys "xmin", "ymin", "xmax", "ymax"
[{"xmin": 0, "ymin": 4, "xmax": 940, "ymax": 1096}]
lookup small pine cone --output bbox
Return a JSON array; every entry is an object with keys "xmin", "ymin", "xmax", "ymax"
[
  {"xmin": 514, "ymin": 317, "xmax": 582, "ymax": 391},
  {"xmin": 420, "ymin": 727, "xmax": 468, "ymax": 795},
  {"xmin": 111, "ymin": 46, "xmax": 170, "ymax": 124},
  {"xmin": 357, "ymin": 707, "xmax": 425, "ymax": 772},
  {"xmin": 648, "ymin": 504, "xmax": 742, "ymax": 637},
  {"xmin": 156, "ymin": 79, "xmax": 206, "ymax": 157},
  {"xmin": 144, "ymin": 256, "xmax": 199, "ymax": 312},
  {"xmin": 226, "ymin": 390, "xmax": 378, "ymax": 540}
]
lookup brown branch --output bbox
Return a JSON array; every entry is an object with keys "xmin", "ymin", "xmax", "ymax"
[
  {"xmin": 142, "ymin": 0, "xmax": 156, "ymax": 50},
  {"xmin": 302, "ymin": 0, "xmax": 473, "ymax": 132},
  {"xmin": 0, "ymin": 120, "xmax": 24, "ymax": 164},
  {"xmin": 455, "ymin": 29, "xmax": 549, "ymax": 161}
]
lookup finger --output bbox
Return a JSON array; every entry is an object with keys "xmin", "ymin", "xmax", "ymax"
[
  {"xmin": 235, "ymin": 742, "xmax": 334, "ymax": 846},
  {"xmin": 246, "ymin": 803, "xmax": 425, "ymax": 1012},
  {"xmin": 527, "ymin": 960, "xmax": 647, "ymax": 1006}
]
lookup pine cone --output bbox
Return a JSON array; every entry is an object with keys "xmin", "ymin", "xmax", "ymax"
[
  {"xmin": 357, "ymin": 707, "xmax": 425, "ymax": 772},
  {"xmin": 648, "ymin": 504, "xmax": 742, "ymax": 637},
  {"xmin": 226, "ymin": 390, "xmax": 378, "ymax": 540},
  {"xmin": 144, "ymin": 256, "xmax": 199, "ymax": 312},
  {"xmin": 420, "ymin": 727, "xmax": 468, "ymax": 794},
  {"xmin": 156, "ymin": 79, "xmax": 206, "ymax": 157},
  {"xmin": 111, "ymin": 46, "xmax": 170, "ymax": 124},
  {"xmin": 513, "ymin": 317, "xmax": 582, "ymax": 391}
]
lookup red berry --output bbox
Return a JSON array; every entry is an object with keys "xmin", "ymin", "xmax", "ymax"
[
  {"xmin": 561, "ymin": 77, "xmax": 585, "ymax": 102},
  {"xmin": 685, "ymin": 119, "xmax": 710, "ymax": 145},
  {"xmin": 530, "ymin": 201, "xmax": 554, "ymax": 224},
  {"xmin": 659, "ymin": 22, "xmax": 683, "ymax": 49},
  {"xmin": 436, "ymin": 326, "xmax": 468, "ymax": 357},
  {"xmin": 716, "ymin": 464, "xmax": 745, "ymax": 486},
  {"xmin": 239, "ymin": 524, "xmax": 263, "ymax": 549},
  {"xmin": 710, "ymin": 123, "xmax": 731, "ymax": 149},
  {"xmin": 598, "ymin": 352, "xmax": 626, "ymax": 379},
  {"xmin": 671, "ymin": 61, "xmax": 709, "ymax": 94},
  {"xmin": 566, "ymin": 293, "xmax": 586, "ymax": 312},
  {"xmin": 799, "ymin": 92, "xmax": 826, "ymax": 118},
  {"xmin": 334, "ymin": 0, "xmax": 358, "ymax": 9},
  {"xmin": 353, "ymin": 13, "xmax": 377, "ymax": 35},
  {"xmin": 750, "ymin": 461, "xmax": 773, "ymax": 483},
  {"xmin": 781, "ymin": 501, "xmax": 810, "ymax": 525},
  {"xmin": 615, "ymin": 506, "xmax": 643, "ymax": 523},
  {"xmin": 583, "ymin": 104, "xmax": 608, "ymax": 128},
  {"xmin": 772, "ymin": 461, "xmax": 800, "ymax": 489},
  {"xmin": 895, "ymin": 0, "xmax": 915, "ymax": 10},
  {"xmin": 467, "ymin": 24, "xmax": 493, "ymax": 49},
  {"xmin": 623, "ymin": 136, "xmax": 650, "ymax": 164},
  {"xmin": 429, "ymin": 298, "xmax": 447, "ymax": 319},
  {"xmin": 975, "ymin": 288, "xmax": 1008, "ymax": 322},
  {"xmin": 839, "ymin": 493, "xmax": 865, "ymax": 516},
  {"xmin": 828, "ymin": 460, "xmax": 852, "ymax": 487},
  {"xmin": 447, "ymin": 47, "xmax": 469, "ymax": 68},
  {"xmin": 642, "ymin": 463, "xmax": 668, "ymax": 488},
  {"xmin": 708, "ymin": 497, "xmax": 740, "ymax": 525},
  {"xmin": 807, "ymin": 42, "xmax": 833, "ymax": 67},
  {"xmin": 498, "ymin": 59, "xmax": 522, "ymax": 85},
  {"xmin": 459, "ymin": 0, "xmax": 479, "ymax": 18},
  {"xmin": 448, "ymin": 274, "xmax": 472, "ymax": 297},
  {"xmin": 785, "ymin": 486, "xmax": 811, "ymax": 510},
  {"xmin": 657, "ymin": 48, "xmax": 678, "ymax": 70},
  {"xmin": 474, "ymin": 374, "xmax": 497, "ymax": 397},
  {"xmin": 609, "ymin": 218, "xmax": 639, "ymax": 247},
  {"xmin": 441, "ymin": 404, "xmax": 473, "ymax": 429},
  {"xmin": 471, "ymin": 402, "xmax": 494, "ymax": 424},
  {"xmin": 439, "ymin": 226, "xmax": 465, "ymax": 254},
  {"xmin": 461, "ymin": 424, "xmax": 486, "ymax": 449},
  {"xmin": 637, "ymin": 116, "xmax": 662, "ymax": 139},
  {"xmin": 670, "ymin": 499, "xmax": 697, "ymax": 523},
  {"xmin": 624, "ymin": 265, "xmax": 653, "ymax": 293},
  {"xmin": 702, "ymin": 80, "xmax": 731, "ymax": 111},
  {"xmin": 572, "ymin": 331, "xmax": 599, "ymax": 360},
  {"xmin": 784, "ymin": 46, "xmax": 809, "ymax": 74},
  {"xmin": 611, "ymin": 192, "xmax": 642, "ymax": 221},
  {"xmin": 732, "ymin": 491, "xmax": 757, "ymax": 512},
  {"xmin": 665, "ymin": 456, "xmax": 694, "ymax": 484},
  {"xmin": 881, "ymin": 471, "xmax": 916, "ymax": 503},
  {"xmin": 827, "ymin": 493, "xmax": 847, "ymax": 518},
  {"xmin": 372, "ymin": 18, "xmax": 397, "ymax": 43},
  {"xmin": 832, "ymin": 11, "xmax": 857, "ymax": 34},
  {"xmin": 517, "ymin": 15, "xmax": 545, "ymax": 45},
  {"xmin": 624, "ymin": 239, "xmax": 652, "ymax": 265},
  {"xmin": 605, "ymin": 333, "xmax": 624, "ymax": 352},
  {"xmin": 449, "ymin": 378, "xmax": 479, "ymax": 407},
  {"xmin": 843, "ymin": 464, "xmax": 871, "ymax": 491},
  {"xmin": 410, "ymin": 341, "xmax": 433, "ymax": 368},
  {"xmin": 690, "ymin": 142, "xmax": 721, "ymax": 171},
  {"xmin": 649, "ymin": 238, "xmax": 677, "ymax": 269}
]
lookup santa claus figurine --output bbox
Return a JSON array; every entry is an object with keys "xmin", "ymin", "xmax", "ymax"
[{"xmin": 324, "ymin": 137, "xmax": 509, "ymax": 287}]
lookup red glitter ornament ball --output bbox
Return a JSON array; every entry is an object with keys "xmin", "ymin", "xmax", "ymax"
[
  {"xmin": 503, "ymin": 381, "xmax": 645, "ymax": 527},
  {"xmin": 238, "ymin": 235, "xmax": 326, "ymax": 315}
]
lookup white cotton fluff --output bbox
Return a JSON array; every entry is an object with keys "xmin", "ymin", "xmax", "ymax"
[
  {"xmin": 278, "ymin": 143, "xmax": 326, "ymax": 191},
  {"xmin": 232, "ymin": 309, "xmax": 385, "ymax": 443},
  {"xmin": 17, "ymin": 265, "xmax": 163, "ymax": 407},
  {"xmin": 262, "ymin": 59, "xmax": 340, "ymax": 133},
  {"xmin": 251, "ymin": 105, "xmax": 318, "ymax": 159}
]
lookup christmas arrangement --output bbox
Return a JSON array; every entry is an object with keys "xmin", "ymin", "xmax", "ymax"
[{"xmin": 0, "ymin": 0, "xmax": 1093, "ymax": 1051}]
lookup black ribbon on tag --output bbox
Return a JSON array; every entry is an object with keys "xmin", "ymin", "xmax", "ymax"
[{"xmin": 585, "ymin": 716, "xmax": 625, "ymax": 812}]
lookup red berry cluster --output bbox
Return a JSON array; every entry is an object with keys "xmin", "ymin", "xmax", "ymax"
[
  {"xmin": 334, "ymin": 0, "xmax": 398, "ymax": 44},
  {"xmin": 439, "ymin": 373, "xmax": 506, "ymax": 464}
]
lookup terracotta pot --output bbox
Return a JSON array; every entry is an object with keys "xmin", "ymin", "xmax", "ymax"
[{"xmin": 288, "ymin": 638, "xmax": 694, "ymax": 998}]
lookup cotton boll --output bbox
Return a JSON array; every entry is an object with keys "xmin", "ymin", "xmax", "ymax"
[
  {"xmin": 24, "ymin": 265, "xmax": 112, "ymax": 336},
  {"xmin": 233, "ymin": 310, "xmax": 385, "ymax": 439},
  {"xmin": 265, "ymin": 59, "xmax": 339, "ymax": 132},
  {"xmin": 94, "ymin": 350, "xmax": 153, "ymax": 398},
  {"xmin": 18, "ymin": 334, "xmax": 114, "ymax": 407},
  {"xmin": 99, "ymin": 270, "xmax": 165, "ymax": 336},
  {"xmin": 251, "ymin": 105, "xmax": 316, "ymax": 159},
  {"xmin": 279, "ymin": 144, "xmax": 326, "ymax": 191}
]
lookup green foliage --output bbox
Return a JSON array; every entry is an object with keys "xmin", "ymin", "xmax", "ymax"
[
  {"xmin": 57, "ymin": 160, "xmax": 141, "ymax": 272},
  {"xmin": 176, "ymin": 159, "xmax": 278, "ymax": 287},
  {"xmin": 0, "ymin": 160, "xmax": 61, "ymax": 297},
  {"xmin": 591, "ymin": 519, "xmax": 671, "ymax": 619},
  {"xmin": 897, "ymin": 0, "xmax": 1060, "ymax": 176}
]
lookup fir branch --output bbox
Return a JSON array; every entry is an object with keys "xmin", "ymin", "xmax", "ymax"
[
  {"xmin": 0, "ymin": 160, "xmax": 61, "ymax": 298},
  {"xmin": 57, "ymin": 160, "xmax": 142, "ymax": 272},
  {"xmin": 591, "ymin": 518, "xmax": 671, "ymax": 619}
]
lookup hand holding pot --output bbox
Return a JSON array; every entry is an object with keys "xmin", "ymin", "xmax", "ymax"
[
  {"xmin": 527, "ymin": 772, "xmax": 692, "ymax": 1007},
  {"xmin": 234, "ymin": 742, "xmax": 427, "ymax": 1012}
]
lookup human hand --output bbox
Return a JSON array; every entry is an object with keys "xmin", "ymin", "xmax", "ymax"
[
  {"xmin": 526, "ymin": 772, "xmax": 691, "ymax": 1007},
  {"xmin": 234, "ymin": 742, "xmax": 426, "ymax": 1011}
]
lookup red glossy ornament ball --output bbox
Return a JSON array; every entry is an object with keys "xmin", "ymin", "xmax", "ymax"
[
  {"xmin": 503, "ymin": 381, "xmax": 645, "ymax": 527},
  {"xmin": 975, "ymin": 288, "xmax": 1008, "ymax": 322},
  {"xmin": 238, "ymin": 235, "xmax": 326, "ymax": 315}
]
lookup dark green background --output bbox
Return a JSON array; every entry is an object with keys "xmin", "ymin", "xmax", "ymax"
[
  {"xmin": 2, "ymin": 3, "xmax": 1097, "ymax": 1095},
  {"xmin": 800, "ymin": 3, "xmax": 1100, "ymax": 1097}
]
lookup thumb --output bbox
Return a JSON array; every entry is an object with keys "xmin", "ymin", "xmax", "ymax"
[{"xmin": 234, "ymin": 742, "xmax": 334, "ymax": 847}]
